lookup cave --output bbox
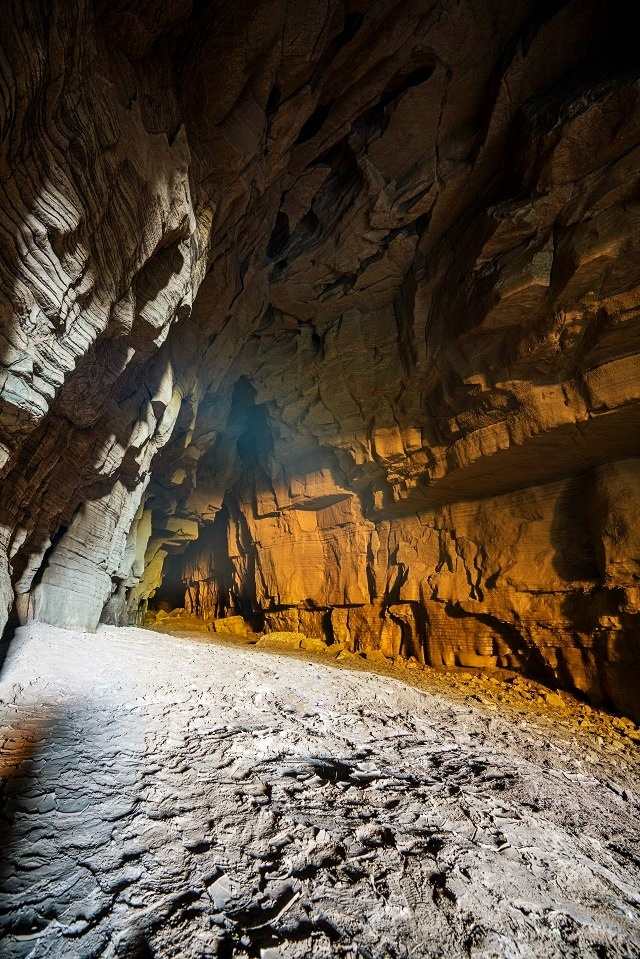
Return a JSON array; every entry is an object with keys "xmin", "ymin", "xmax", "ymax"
[{"xmin": 1, "ymin": 1, "xmax": 640, "ymax": 956}]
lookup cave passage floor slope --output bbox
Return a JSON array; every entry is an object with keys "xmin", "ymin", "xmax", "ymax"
[{"xmin": 1, "ymin": 625, "xmax": 640, "ymax": 959}]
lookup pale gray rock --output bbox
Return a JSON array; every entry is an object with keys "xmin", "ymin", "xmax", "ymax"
[{"xmin": 1, "ymin": 623, "xmax": 639, "ymax": 957}]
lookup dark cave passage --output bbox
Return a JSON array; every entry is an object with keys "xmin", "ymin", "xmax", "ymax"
[{"xmin": 150, "ymin": 551, "xmax": 188, "ymax": 612}]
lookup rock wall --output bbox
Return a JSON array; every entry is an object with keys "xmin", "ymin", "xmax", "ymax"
[
  {"xmin": 1, "ymin": 0, "xmax": 640, "ymax": 715},
  {"xmin": 0, "ymin": 0, "xmax": 210, "ymax": 629},
  {"xmin": 176, "ymin": 453, "xmax": 640, "ymax": 718}
]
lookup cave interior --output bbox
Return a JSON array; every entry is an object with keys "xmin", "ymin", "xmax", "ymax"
[{"xmin": 2, "ymin": 1, "xmax": 640, "ymax": 955}]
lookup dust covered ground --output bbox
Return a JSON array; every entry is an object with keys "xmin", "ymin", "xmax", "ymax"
[{"xmin": 1, "ymin": 623, "xmax": 639, "ymax": 959}]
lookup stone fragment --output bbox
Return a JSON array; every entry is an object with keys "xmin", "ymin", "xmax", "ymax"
[
  {"xmin": 256, "ymin": 633, "xmax": 303, "ymax": 650},
  {"xmin": 300, "ymin": 637, "xmax": 329, "ymax": 654}
]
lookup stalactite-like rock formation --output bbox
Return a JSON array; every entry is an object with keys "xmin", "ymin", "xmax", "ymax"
[{"xmin": 1, "ymin": 0, "xmax": 640, "ymax": 716}]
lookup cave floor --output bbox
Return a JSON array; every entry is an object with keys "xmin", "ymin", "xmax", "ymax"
[{"xmin": 1, "ymin": 625, "xmax": 639, "ymax": 959}]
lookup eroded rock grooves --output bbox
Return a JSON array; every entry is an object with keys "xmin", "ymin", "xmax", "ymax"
[{"xmin": 1, "ymin": 1, "xmax": 640, "ymax": 715}]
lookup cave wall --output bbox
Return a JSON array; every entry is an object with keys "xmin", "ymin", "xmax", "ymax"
[
  {"xmin": 184, "ymin": 454, "xmax": 640, "ymax": 718},
  {"xmin": 0, "ymin": 0, "xmax": 210, "ymax": 629},
  {"xmin": 1, "ymin": 0, "xmax": 640, "ymax": 715}
]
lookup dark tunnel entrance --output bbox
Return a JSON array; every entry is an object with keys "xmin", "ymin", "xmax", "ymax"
[
  {"xmin": 150, "ymin": 551, "xmax": 188, "ymax": 612},
  {"xmin": 150, "ymin": 504, "xmax": 235, "ymax": 619},
  {"xmin": 149, "ymin": 377, "xmax": 273, "ymax": 621}
]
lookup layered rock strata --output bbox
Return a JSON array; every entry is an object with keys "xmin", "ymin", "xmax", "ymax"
[{"xmin": 1, "ymin": 0, "xmax": 640, "ymax": 715}]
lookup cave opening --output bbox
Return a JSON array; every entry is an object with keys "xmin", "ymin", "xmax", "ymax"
[
  {"xmin": 150, "ymin": 550, "xmax": 188, "ymax": 613},
  {"xmin": 151, "ymin": 502, "xmax": 236, "ymax": 620}
]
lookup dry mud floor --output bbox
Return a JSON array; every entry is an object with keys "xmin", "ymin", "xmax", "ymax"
[{"xmin": 1, "ymin": 625, "xmax": 640, "ymax": 959}]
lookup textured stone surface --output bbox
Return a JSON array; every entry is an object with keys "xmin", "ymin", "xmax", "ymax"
[
  {"xmin": 1, "ymin": 623, "xmax": 640, "ymax": 957},
  {"xmin": 1, "ymin": 1, "xmax": 640, "ymax": 714}
]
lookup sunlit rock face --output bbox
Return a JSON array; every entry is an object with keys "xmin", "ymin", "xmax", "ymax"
[{"xmin": 1, "ymin": 1, "xmax": 639, "ymax": 715}]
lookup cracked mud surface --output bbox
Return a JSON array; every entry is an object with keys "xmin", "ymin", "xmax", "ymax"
[{"xmin": 1, "ymin": 625, "xmax": 640, "ymax": 958}]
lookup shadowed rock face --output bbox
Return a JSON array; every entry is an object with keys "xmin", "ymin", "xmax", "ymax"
[{"xmin": 1, "ymin": 1, "xmax": 639, "ymax": 714}]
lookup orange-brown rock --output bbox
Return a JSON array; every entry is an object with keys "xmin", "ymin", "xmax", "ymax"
[{"xmin": 1, "ymin": 0, "xmax": 639, "ymax": 716}]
